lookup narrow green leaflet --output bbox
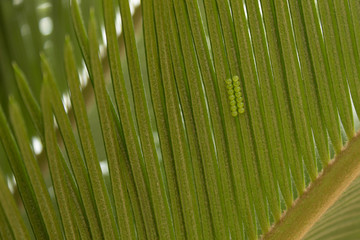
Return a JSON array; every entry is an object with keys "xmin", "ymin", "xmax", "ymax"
[
  {"xmin": 41, "ymin": 82, "xmax": 78, "ymax": 240},
  {"xmin": 12, "ymin": 63, "xmax": 90, "ymax": 239},
  {"xmin": 41, "ymin": 54, "xmax": 103, "ymax": 239},
  {"xmin": 219, "ymin": 0, "xmax": 282, "ymax": 222},
  {"xmin": 184, "ymin": 0, "xmax": 244, "ymax": 237},
  {"xmin": 0, "ymin": 106, "xmax": 47, "ymax": 239},
  {"xmin": 272, "ymin": 0, "xmax": 317, "ymax": 181},
  {"xmin": 204, "ymin": 0, "xmax": 263, "ymax": 236},
  {"xmin": 88, "ymin": 11, "xmax": 135, "ymax": 239},
  {"xmin": 0, "ymin": 205, "xmax": 14, "ymax": 240},
  {"xmin": 164, "ymin": 1, "xmax": 215, "ymax": 238},
  {"xmin": 65, "ymin": 36, "xmax": 123, "ymax": 239},
  {"xmin": 348, "ymin": 0, "xmax": 360, "ymax": 118},
  {"xmin": 169, "ymin": 0, "xmax": 228, "ymax": 238},
  {"xmin": 70, "ymin": 0, "xmax": 129, "ymax": 156},
  {"xmin": 70, "ymin": 0, "xmax": 90, "ymax": 69},
  {"xmin": 299, "ymin": 0, "xmax": 342, "ymax": 153},
  {"xmin": 102, "ymin": 0, "xmax": 156, "ymax": 238},
  {"xmin": 156, "ymin": 0, "xmax": 203, "ymax": 238},
  {"xmin": 9, "ymin": 98, "xmax": 62, "ymax": 239},
  {"xmin": 13, "ymin": 63, "xmax": 43, "ymax": 134},
  {"xmin": 333, "ymin": 0, "xmax": 358, "ymax": 137},
  {"xmin": 118, "ymin": 0, "xmax": 174, "ymax": 238},
  {"xmin": 261, "ymin": 0, "xmax": 305, "ymax": 194},
  {"xmin": 287, "ymin": 0, "xmax": 330, "ymax": 166},
  {"xmin": 143, "ymin": 0, "xmax": 186, "ymax": 238},
  {"xmin": 0, "ymin": 175, "xmax": 30, "ymax": 240},
  {"xmin": 245, "ymin": 0, "xmax": 293, "ymax": 206},
  {"xmin": 317, "ymin": 0, "xmax": 354, "ymax": 139}
]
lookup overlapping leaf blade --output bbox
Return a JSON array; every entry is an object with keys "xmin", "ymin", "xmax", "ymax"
[{"xmin": 0, "ymin": 0, "xmax": 360, "ymax": 240}]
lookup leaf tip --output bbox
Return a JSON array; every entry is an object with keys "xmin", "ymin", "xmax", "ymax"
[{"xmin": 8, "ymin": 95, "xmax": 17, "ymax": 108}]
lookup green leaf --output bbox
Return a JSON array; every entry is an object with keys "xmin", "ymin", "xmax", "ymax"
[
  {"xmin": 348, "ymin": 1, "xmax": 360, "ymax": 119},
  {"xmin": 143, "ymin": 0, "xmax": 186, "ymax": 238},
  {"xmin": 65, "ymin": 36, "xmax": 124, "ymax": 239},
  {"xmin": 154, "ymin": 0, "xmax": 204, "ymax": 238},
  {"xmin": 2, "ymin": 1, "xmax": 360, "ymax": 239},
  {"xmin": 102, "ymin": 0, "xmax": 156, "ymax": 238},
  {"xmin": 204, "ymin": 0, "xmax": 265, "ymax": 235},
  {"xmin": 317, "ymin": 0, "xmax": 354, "ymax": 139},
  {"xmin": 0, "ymin": 174, "xmax": 30, "ymax": 240},
  {"xmin": 0, "ymin": 205, "xmax": 13, "ymax": 240},
  {"xmin": 0, "ymin": 104, "xmax": 47, "ymax": 239},
  {"xmin": 88, "ymin": 11, "xmax": 134, "ymax": 239},
  {"xmin": 8, "ymin": 97, "xmax": 62, "ymax": 239},
  {"xmin": 245, "ymin": 0, "xmax": 293, "ymax": 206},
  {"xmin": 70, "ymin": 0, "xmax": 90, "ymax": 70},
  {"xmin": 261, "ymin": 0, "xmax": 306, "ymax": 196},
  {"xmin": 12, "ymin": 63, "xmax": 43, "ymax": 135},
  {"xmin": 118, "ymin": 0, "xmax": 175, "ymax": 238},
  {"xmin": 273, "ymin": 0, "xmax": 317, "ymax": 181},
  {"xmin": 287, "ymin": 0, "xmax": 330, "ymax": 167},
  {"xmin": 184, "ymin": 0, "xmax": 244, "ymax": 236},
  {"xmin": 168, "ymin": 0, "xmax": 230, "ymax": 238},
  {"xmin": 164, "ymin": 2, "xmax": 216, "ymax": 238},
  {"xmin": 41, "ymin": 82, "xmax": 78, "ymax": 240},
  {"xmin": 298, "ymin": 0, "xmax": 343, "ymax": 154},
  {"xmin": 40, "ymin": 53, "xmax": 103, "ymax": 239},
  {"xmin": 0, "ymin": 205, "xmax": 14, "ymax": 240},
  {"xmin": 220, "ymin": 0, "xmax": 282, "ymax": 222},
  {"xmin": 12, "ymin": 62, "xmax": 91, "ymax": 239}
]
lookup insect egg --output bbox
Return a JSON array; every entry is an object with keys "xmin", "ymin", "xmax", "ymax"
[
  {"xmin": 233, "ymin": 81, "xmax": 240, "ymax": 87},
  {"xmin": 235, "ymin": 92, "xmax": 242, "ymax": 98},
  {"xmin": 226, "ymin": 75, "xmax": 245, "ymax": 117}
]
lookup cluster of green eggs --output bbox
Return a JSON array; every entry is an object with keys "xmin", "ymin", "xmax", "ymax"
[{"xmin": 225, "ymin": 76, "xmax": 244, "ymax": 117}]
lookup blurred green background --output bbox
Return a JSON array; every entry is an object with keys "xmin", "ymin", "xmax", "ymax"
[{"xmin": 0, "ymin": 0, "xmax": 144, "ymax": 178}]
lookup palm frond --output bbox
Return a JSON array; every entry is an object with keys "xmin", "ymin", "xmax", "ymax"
[{"xmin": 0, "ymin": 0, "xmax": 360, "ymax": 239}]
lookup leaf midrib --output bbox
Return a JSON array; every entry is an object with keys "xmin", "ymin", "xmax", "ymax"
[{"xmin": 263, "ymin": 130, "xmax": 360, "ymax": 240}]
